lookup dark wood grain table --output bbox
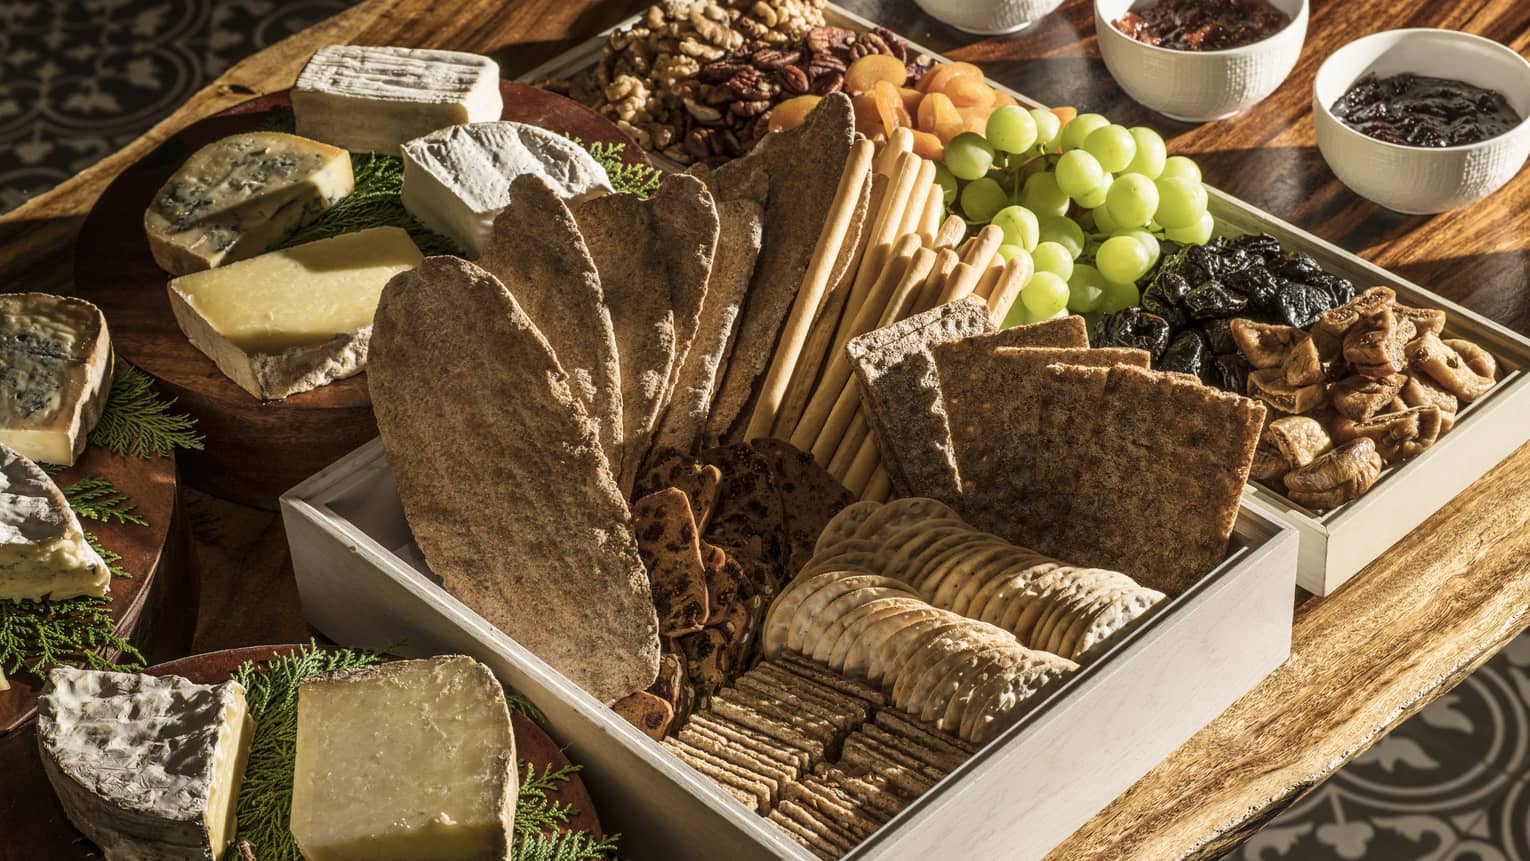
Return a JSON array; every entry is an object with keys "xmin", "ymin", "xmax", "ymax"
[{"xmin": 1, "ymin": 1, "xmax": 1528, "ymax": 858}]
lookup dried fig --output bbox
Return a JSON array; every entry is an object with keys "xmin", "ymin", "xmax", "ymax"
[
  {"xmin": 1316, "ymin": 286, "xmax": 1395, "ymax": 339},
  {"xmin": 1265, "ymin": 416, "xmax": 1333, "ymax": 469},
  {"xmin": 1332, "ymin": 405, "xmax": 1443, "ymax": 462},
  {"xmin": 1444, "ymin": 338, "xmax": 1497, "ymax": 380},
  {"xmin": 1230, "ymin": 318, "xmax": 1306, "ymax": 369},
  {"xmin": 1329, "ymin": 373, "xmax": 1406, "ymax": 422},
  {"xmin": 1283, "ymin": 437, "xmax": 1383, "ymax": 510},
  {"xmin": 1400, "ymin": 374, "xmax": 1458, "ymax": 430},
  {"xmin": 1394, "ymin": 304, "xmax": 1446, "ymax": 337},
  {"xmin": 1343, "ymin": 306, "xmax": 1407, "ymax": 378},
  {"xmin": 1281, "ymin": 336, "xmax": 1325, "ymax": 386},
  {"xmin": 1407, "ymin": 332, "xmax": 1496, "ymax": 403},
  {"xmin": 1248, "ymin": 367, "xmax": 1326, "ymax": 414}
]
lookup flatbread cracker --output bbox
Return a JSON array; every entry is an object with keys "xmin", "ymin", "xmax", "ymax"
[{"xmin": 632, "ymin": 488, "xmax": 710, "ymax": 636}]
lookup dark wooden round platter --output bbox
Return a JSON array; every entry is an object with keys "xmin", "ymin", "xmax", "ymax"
[
  {"xmin": 73, "ymin": 81, "xmax": 650, "ymax": 508},
  {"xmin": 0, "ymin": 448, "xmax": 190, "ymax": 734},
  {"xmin": 0, "ymin": 644, "xmax": 602, "ymax": 859}
]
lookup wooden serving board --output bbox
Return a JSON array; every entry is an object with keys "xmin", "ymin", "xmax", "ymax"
[
  {"xmin": 72, "ymin": 81, "xmax": 650, "ymax": 508},
  {"xmin": 0, "ymin": 644, "xmax": 602, "ymax": 859},
  {"xmin": 0, "ymin": 448, "xmax": 190, "ymax": 734}
]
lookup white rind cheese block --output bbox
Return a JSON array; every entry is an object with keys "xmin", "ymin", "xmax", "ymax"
[
  {"xmin": 401, "ymin": 121, "xmax": 613, "ymax": 255},
  {"xmin": 144, "ymin": 132, "xmax": 354, "ymax": 275},
  {"xmin": 0, "ymin": 442, "xmax": 110, "ymax": 601},
  {"xmin": 36, "ymin": 668, "xmax": 254, "ymax": 861},
  {"xmin": 166, "ymin": 226, "xmax": 423, "ymax": 400},
  {"xmin": 290, "ymin": 656, "xmax": 517, "ymax": 861},
  {"xmin": 292, "ymin": 45, "xmax": 503, "ymax": 154},
  {"xmin": 0, "ymin": 293, "xmax": 113, "ymax": 467}
]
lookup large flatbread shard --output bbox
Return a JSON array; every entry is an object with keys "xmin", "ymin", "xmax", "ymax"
[
  {"xmin": 705, "ymin": 94, "xmax": 856, "ymax": 444},
  {"xmin": 479, "ymin": 175, "xmax": 622, "ymax": 459},
  {"xmin": 369, "ymin": 256, "xmax": 659, "ymax": 704},
  {"xmin": 845, "ymin": 296, "xmax": 995, "ymax": 505},
  {"xmin": 651, "ymin": 196, "xmax": 765, "ymax": 457},
  {"xmin": 573, "ymin": 175, "xmax": 720, "ymax": 494},
  {"xmin": 749, "ymin": 438, "xmax": 857, "ymax": 579}
]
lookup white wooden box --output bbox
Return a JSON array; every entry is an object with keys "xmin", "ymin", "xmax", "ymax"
[
  {"xmin": 281, "ymin": 440, "xmax": 1298, "ymax": 861},
  {"xmin": 521, "ymin": 5, "xmax": 1530, "ymax": 597}
]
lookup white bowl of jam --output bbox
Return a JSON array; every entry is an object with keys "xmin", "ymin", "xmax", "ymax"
[
  {"xmin": 1095, "ymin": 0, "xmax": 1309, "ymax": 122},
  {"xmin": 1313, "ymin": 28, "xmax": 1530, "ymax": 214}
]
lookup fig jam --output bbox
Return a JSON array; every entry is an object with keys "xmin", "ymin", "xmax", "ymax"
[
  {"xmin": 1113, "ymin": 0, "xmax": 1291, "ymax": 52},
  {"xmin": 1332, "ymin": 73, "xmax": 1523, "ymax": 147}
]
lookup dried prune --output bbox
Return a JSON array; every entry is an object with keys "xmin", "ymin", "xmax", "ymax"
[
  {"xmin": 1226, "ymin": 266, "xmax": 1281, "ymax": 313},
  {"xmin": 1154, "ymin": 272, "xmax": 1193, "ymax": 305},
  {"xmin": 1181, "ymin": 245, "xmax": 1219, "ymax": 285},
  {"xmin": 1203, "ymin": 317, "xmax": 1238, "ymax": 355},
  {"xmin": 1232, "ymin": 232, "xmax": 1282, "ymax": 260},
  {"xmin": 1275, "ymin": 253, "xmax": 1324, "ymax": 282},
  {"xmin": 1184, "ymin": 281, "xmax": 1249, "ymax": 320},
  {"xmin": 1310, "ymin": 273, "xmax": 1356, "ymax": 306},
  {"xmin": 1213, "ymin": 353, "xmax": 1253, "ymax": 393},
  {"xmin": 1140, "ymin": 285, "xmax": 1188, "ymax": 328},
  {"xmin": 1160, "ymin": 329, "xmax": 1211, "ymax": 380},
  {"xmin": 1272, "ymin": 281, "xmax": 1334, "ymax": 328},
  {"xmin": 1099, "ymin": 308, "xmax": 1172, "ymax": 360}
]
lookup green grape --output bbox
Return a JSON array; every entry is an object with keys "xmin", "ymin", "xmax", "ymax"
[
  {"xmin": 1117, "ymin": 228, "xmax": 1160, "ymax": 268},
  {"xmin": 1020, "ymin": 172, "xmax": 1071, "ymax": 217},
  {"xmin": 1105, "ymin": 173, "xmax": 1159, "ymax": 228},
  {"xmin": 1031, "ymin": 241, "xmax": 1074, "ymax": 280},
  {"xmin": 986, "ymin": 105, "xmax": 1038, "ymax": 155},
  {"xmin": 1060, "ymin": 113, "xmax": 1110, "ymax": 151},
  {"xmin": 1030, "ymin": 108, "xmax": 1063, "ymax": 150},
  {"xmin": 1154, "ymin": 176, "xmax": 1208, "ymax": 229},
  {"xmin": 944, "ymin": 132, "xmax": 996, "ymax": 181},
  {"xmin": 1098, "ymin": 278, "xmax": 1141, "ymax": 313},
  {"xmin": 1075, "ymin": 176, "xmax": 1111, "ymax": 209},
  {"xmin": 1091, "ymin": 204, "xmax": 1122, "ymax": 233},
  {"xmin": 1067, "ymin": 263, "xmax": 1107, "ymax": 313},
  {"xmin": 960, "ymin": 177, "xmax": 1009, "ymax": 223},
  {"xmin": 1095, "ymin": 235, "xmax": 1152, "ymax": 284},
  {"xmin": 1037, "ymin": 215, "xmax": 1086, "ymax": 259},
  {"xmin": 996, "ymin": 243, "xmax": 1028, "ymax": 262},
  {"xmin": 1083, "ymin": 124, "xmax": 1136, "ymax": 173},
  {"xmin": 992, "ymin": 205, "xmax": 1040, "ymax": 251},
  {"xmin": 1160, "ymin": 155, "xmax": 1203, "ymax": 182},
  {"xmin": 1001, "ymin": 297, "xmax": 1030, "ymax": 329},
  {"xmin": 1165, "ymin": 210, "xmax": 1216, "ymax": 245},
  {"xmin": 934, "ymin": 162, "xmax": 959, "ymax": 204},
  {"xmin": 1055, "ymin": 150, "xmax": 1105, "ymax": 198},
  {"xmin": 1125, "ymin": 127, "xmax": 1167, "ymax": 178},
  {"xmin": 1021, "ymin": 272, "xmax": 1071, "ymax": 318}
]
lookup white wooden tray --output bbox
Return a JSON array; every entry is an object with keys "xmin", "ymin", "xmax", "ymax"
[
  {"xmin": 281, "ymin": 439, "xmax": 1298, "ymax": 861},
  {"xmin": 520, "ymin": 4, "xmax": 1530, "ymax": 597}
]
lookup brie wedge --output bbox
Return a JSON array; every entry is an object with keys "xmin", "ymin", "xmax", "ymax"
[
  {"xmin": 0, "ymin": 292, "xmax": 113, "ymax": 467},
  {"xmin": 0, "ymin": 442, "xmax": 110, "ymax": 601},
  {"xmin": 166, "ymin": 226, "xmax": 423, "ymax": 400},
  {"xmin": 292, "ymin": 45, "xmax": 503, "ymax": 154}
]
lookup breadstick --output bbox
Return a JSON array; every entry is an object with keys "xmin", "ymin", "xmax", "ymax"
[
  {"xmin": 961, "ymin": 224, "xmax": 1004, "ymax": 270},
  {"xmin": 897, "ymin": 160, "xmax": 936, "ymax": 239},
  {"xmin": 933, "ymin": 214, "xmax": 967, "ymax": 250},
  {"xmin": 973, "ymin": 259, "xmax": 1005, "ymax": 301},
  {"xmin": 880, "ymin": 127, "xmax": 914, "ymax": 175},
  {"xmin": 937, "ymin": 262, "xmax": 980, "ymax": 304},
  {"xmin": 863, "ymin": 467, "xmax": 893, "ymax": 502},
  {"xmin": 918, "ymin": 182, "xmax": 945, "ymax": 246},
  {"xmin": 827, "ymin": 412, "xmax": 866, "ymax": 479},
  {"xmin": 913, "ymin": 248, "xmax": 961, "ymax": 314},
  {"xmin": 843, "ymin": 429, "xmax": 882, "ymax": 495},
  {"xmin": 986, "ymin": 256, "xmax": 1031, "ymax": 327},
  {"xmin": 830, "ymin": 152, "xmax": 925, "ymax": 342},
  {"xmin": 743, "ymin": 139, "xmax": 875, "ymax": 440}
]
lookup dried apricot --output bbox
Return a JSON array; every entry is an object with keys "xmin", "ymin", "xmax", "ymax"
[
  {"xmin": 846, "ymin": 53, "xmax": 909, "ymax": 94},
  {"xmin": 944, "ymin": 76, "xmax": 996, "ymax": 109},
  {"xmin": 917, "ymin": 61, "xmax": 983, "ymax": 95},
  {"xmin": 957, "ymin": 106, "xmax": 993, "ymax": 134},
  {"xmin": 993, "ymin": 90, "xmax": 1020, "ymax": 108},
  {"xmin": 898, "ymin": 87, "xmax": 924, "ymax": 116},
  {"xmin": 910, "ymin": 129, "xmax": 946, "ymax": 160},
  {"xmin": 916, "ymin": 92, "xmax": 965, "ymax": 144},
  {"xmin": 1051, "ymin": 105, "xmax": 1079, "ymax": 126},
  {"xmin": 768, "ymin": 95, "xmax": 823, "ymax": 133},
  {"xmin": 851, "ymin": 91, "xmax": 883, "ymax": 137},
  {"xmin": 873, "ymin": 80, "xmax": 912, "ymax": 138}
]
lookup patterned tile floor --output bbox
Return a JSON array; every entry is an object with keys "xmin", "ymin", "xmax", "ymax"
[{"xmin": 5, "ymin": 3, "xmax": 1529, "ymax": 858}]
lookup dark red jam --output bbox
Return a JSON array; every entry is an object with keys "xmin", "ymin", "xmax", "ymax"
[
  {"xmin": 1332, "ymin": 73, "xmax": 1523, "ymax": 148},
  {"xmin": 1113, "ymin": 0, "xmax": 1291, "ymax": 52}
]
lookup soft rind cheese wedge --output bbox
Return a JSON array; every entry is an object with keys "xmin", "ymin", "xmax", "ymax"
[
  {"xmin": 37, "ymin": 668, "xmax": 254, "ymax": 861},
  {"xmin": 0, "ymin": 293, "xmax": 113, "ymax": 467},
  {"xmin": 401, "ymin": 121, "xmax": 613, "ymax": 255},
  {"xmin": 0, "ymin": 442, "xmax": 110, "ymax": 601},
  {"xmin": 166, "ymin": 226, "xmax": 423, "ymax": 400},
  {"xmin": 290, "ymin": 655, "xmax": 517, "ymax": 861},
  {"xmin": 292, "ymin": 45, "xmax": 503, "ymax": 154},
  {"xmin": 144, "ymin": 132, "xmax": 354, "ymax": 275}
]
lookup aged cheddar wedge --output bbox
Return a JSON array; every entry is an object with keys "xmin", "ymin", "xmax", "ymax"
[
  {"xmin": 0, "ymin": 442, "xmax": 110, "ymax": 601},
  {"xmin": 290, "ymin": 656, "xmax": 517, "ymax": 861},
  {"xmin": 0, "ymin": 293, "xmax": 113, "ymax": 467},
  {"xmin": 292, "ymin": 45, "xmax": 503, "ymax": 153},
  {"xmin": 166, "ymin": 226, "xmax": 422, "ymax": 400},
  {"xmin": 401, "ymin": 121, "xmax": 612, "ymax": 255},
  {"xmin": 37, "ymin": 668, "xmax": 254, "ymax": 861},
  {"xmin": 144, "ymin": 132, "xmax": 353, "ymax": 275}
]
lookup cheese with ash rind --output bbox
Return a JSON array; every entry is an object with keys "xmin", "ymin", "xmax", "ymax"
[
  {"xmin": 292, "ymin": 45, "xmax": 504, "ymax": 153},
  {"xmin": 144, "ymin": 132, "xmax": 353, "ymax": 275},
  {"xmin": 0, "ymin": 293, "xmax": 113, "ymax": 467},
  {"xmin": 166, "ymin": 226, "xmax": 423, "ymax": 400},
  {"xmin": 0, "ymin": 442, "xmax": 110, "ymax": 601},
  {"xmin": 290, "ymin": 655, "xmax": 518, "ymax": 861},
  {"xmin": 401, "ymin": 121, "xmax": 613, "ymax": 255},
  {"xmin": 36, "ymin": 668, "xmax": 254, "ymax": 861}
]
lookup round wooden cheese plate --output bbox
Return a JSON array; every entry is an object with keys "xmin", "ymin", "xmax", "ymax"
[
  {"xmin": 73, "ymin": 81, "xmax": 651, "ymax": 508},
  {"xmin": 0, "ymin": 448, "xmax": 191, "ymax": 734},
  {"xmin": 0, "ymin": 644, "xmax": 603, "ymax": 858}
]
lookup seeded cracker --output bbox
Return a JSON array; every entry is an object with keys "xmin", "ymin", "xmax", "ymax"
[
  {"xmin": 631, "ymin": 488, "xmax": 711, "ymax": 636},
  {"xmin": 750, "ymin": 438, "xmax": 858, "ymax": 578},
  {"xmin": 613, "ymin": 690, "xmax": 675, "ymax": 740},
  {"xmin": 634, "ymin": 448, "xmax": 722, "ymax": 529},
  {"xmin": 369, "ymin": 257, "xmax": 659, "ymax": 704},
  {"xmin": 700, "ymin": 442, "xmax": 788, "ymax": 587}
]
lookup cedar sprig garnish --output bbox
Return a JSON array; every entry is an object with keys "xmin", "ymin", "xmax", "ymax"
[
  {"xmin": 583, "ymin": 140, "xmax": 663, "ymax": 199},
  {"xmin": 280, "ymin": 153, "xmax": 458, "ymax": 255},
  {"xmin": 59, "ymin": 475, "xmax": 148, "ymax": 527},
  {"xmin": 513, "ymin": 761, "xmax": 622, "ymax": 861},
  {"xmin": 88, "ymin": 364, "xmax": 204, "ymax": 459}
]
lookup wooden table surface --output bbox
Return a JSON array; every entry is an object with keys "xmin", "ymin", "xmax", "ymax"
[{"xmin": 2, "ymin": 0, "xmax": 1528, "ymax": 858}]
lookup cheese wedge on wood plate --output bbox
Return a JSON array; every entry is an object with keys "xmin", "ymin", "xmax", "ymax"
[
  {"xmin": 0, "ymin": 293, "xmax": 112, "ymax": 467},
  {"xmin": 37, "ymin": 668, "xmax": 254, "ymax": 861},
  {"xmin": 143, "ymin": 132, "xmax": 353, "ymax": 275},
  {"xmin": 166, "ymin": 226, "xmax": 422, "ymax": 400},
  {"xmin": 292, "ymin": 45, "xmax": 503, "ymax": 154},
  {"xmin": 0, "ymin": 443, "xmax": 110, "ymax": 601}
]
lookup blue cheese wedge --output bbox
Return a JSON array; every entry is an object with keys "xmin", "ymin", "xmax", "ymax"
[
  {"xmin": 401, "ymin": 121, "xmax": 612, "ymax": 255},
  {"xmin": 290, "ymin": 656, "xmax": 517, "ymax": 861},
  {"xmin": 292, "ymin": 45, "xmax": 503, "ymax": 154},
  {"xmin": 0, "ymin": 293, "xmax": 113, "ymax": 467},
  {"xmin": 144, "ymin": 132, "xmax": 353, "ymax": 275},
  {"xmin": 166, "ymin": 226, "xmax": 423, "ymax": 400},
  {"xmin": 37, "ymin": 668, "xmax": 254, "ymax": 861},
  {"xmin": 0, "ymin": 442, "xmax": 110, "ymax": 601}
]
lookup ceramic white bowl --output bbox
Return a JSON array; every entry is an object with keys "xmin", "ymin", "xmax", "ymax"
[
  {"xmin": 1095, "ymin": 0, "xmax": 1308, "ymax": 122},
  {"xmin": 914, "ymin": 0, "xmax": 1065, "ymax": 36},
  {"xmin": 1313, "ymin": 29, "xmax": 1530, "ymax": 214}
]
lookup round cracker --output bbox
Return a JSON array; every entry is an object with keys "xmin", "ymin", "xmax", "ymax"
[
  {"xmin": 787, "ymin": 573, "xmax": 914, "ymax": 653},
  {"xmin": 940, "ymin": 643, "xmax": 1030, "ymax": 732},
  {"xmin": 902, "ymin": 532, "xmax": 984, "ymax": 593},
  {"xmin": 763, "ymin": 569, "xmax": 867, "ymax": 657},
  {"xmin": 878, "ymin": 520, "xmax": 972, "ymax": 579},
  {"xmin": 823, "ymin": 596, "xmax": 931, "ymax": 671},
  {"xmin": 852, "ymin": 497, "xmax": 961, "ymax": 543},
  {"xmin": 1070, "ymin": 587, "xmax": 1165, "ymax": 661},
  {"xmin": 844, "ymin": 604, "xmax": 946, "ymax": 679},
  {"xmin": 807, "ymin": 590, "xmax": 920, "ymax": 664},
  {"xmin": 892, "ymin": 620, "xmax": 1013, "ymax": 711},
  {"xmin": 796, "ymin": 542, "xmax": 889, "ymax": 581},
  {"xmin": 929, "ymin": 541, "xmax": 1015, "ymax": 611},
  {"xmin": 952, "ymin": 547, "xmax": 1047, "ymax": 618},
  {"xmin": 1050, "ymin": 582, "xmax": 1142, "ymax": 658},
  {"xmin": 961, "ymin": 652, "xmax": 1078, "ymax": 743},
  {"xmin": 970, "ymin": 558, "xmax": 1060, "ymax": 627},
  {"xmin": 869, "ymin": 614, "xmax": 965, "ymax": 689},
  {"xmin": 814, "ymin": 500, "xmax": 883, "ymax": 555}
]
